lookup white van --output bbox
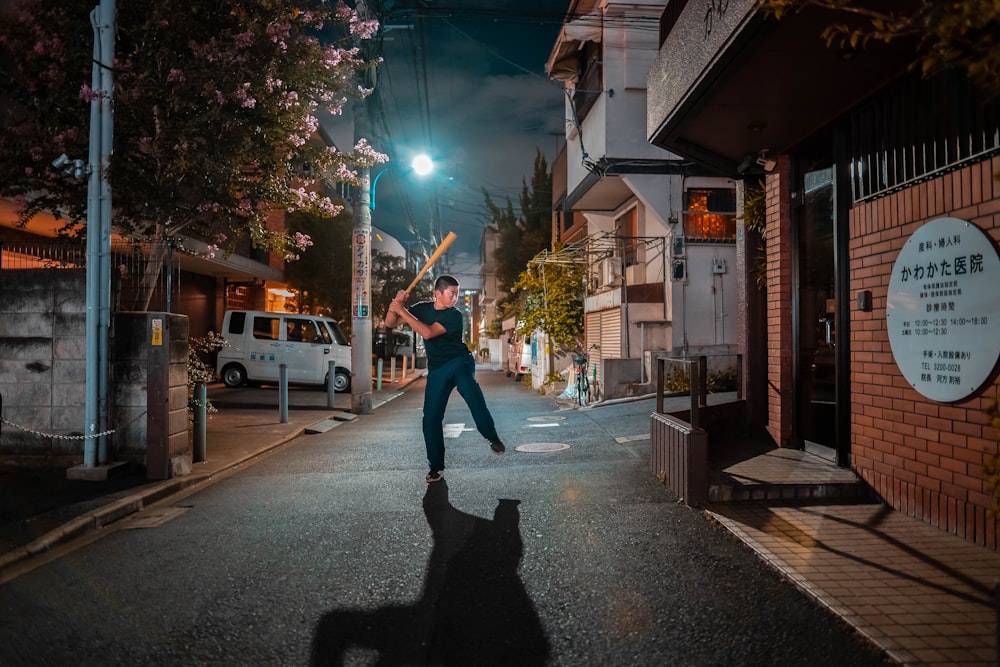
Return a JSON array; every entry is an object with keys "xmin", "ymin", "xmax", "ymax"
[
  {"xmin": 506, "ymin": 332, "xmax": 532, "ymax": 380},
  {"xmin": 216, "ymin": 310, "xmax": 352, "ymax": 391}
]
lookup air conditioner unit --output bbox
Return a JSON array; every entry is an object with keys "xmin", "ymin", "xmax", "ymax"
[{"xmin": 600, "ymin": 257, "xmax": 622, "ymax": 287}]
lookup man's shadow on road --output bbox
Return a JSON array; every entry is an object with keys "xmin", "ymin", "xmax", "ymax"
[{"xmin": 311, "ymin": 481, "xmax": 550, "ymax": 666}]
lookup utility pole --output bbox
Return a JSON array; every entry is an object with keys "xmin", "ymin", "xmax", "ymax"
[
  {"xmin": 350, "ymin": 0, "xmax": 378, "ymax": 414},
  {"xmin": 80, "ymin": 0, "xmax": 115, "ymax": 470}
]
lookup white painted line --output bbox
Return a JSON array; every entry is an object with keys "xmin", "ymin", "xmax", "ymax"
[
  {"xmin": 443, "ymin": 423, "xmax": 474, "ymax": 438},
  {"xmin": 527, "ymin": 423, "xmax": 560, "ymax": 428}
]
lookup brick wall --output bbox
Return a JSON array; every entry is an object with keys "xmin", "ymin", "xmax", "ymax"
[
  {"xmin": 851, "ymin": 157, "xmax": 1000, "ymax": 548},
  {"xmin": 765, "ymin": 157, "xmax": 795, "ymax": 448}
]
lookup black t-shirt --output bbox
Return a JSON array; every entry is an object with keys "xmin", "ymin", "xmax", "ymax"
[{"xmin": 408, "ymin": 301, "xmax": 468, "ymax": 368}]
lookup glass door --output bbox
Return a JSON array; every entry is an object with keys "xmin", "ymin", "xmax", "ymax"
[{"xmin": 796, "ymin": 166, "xmax": 837, "ymax": 454}]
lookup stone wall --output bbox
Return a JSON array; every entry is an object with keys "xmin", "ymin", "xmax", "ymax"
[
  {"xmin": 0, "ymin": 270, "xmax": 86, "ymax": 467},
  {"xmin": 0, "ymin": 269, "xmax": 190, "ymax": 475}
]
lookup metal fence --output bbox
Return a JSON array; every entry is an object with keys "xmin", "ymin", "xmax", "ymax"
[
  {"xmin": 0, "ymin": 239, "xmax": 179, "ymax": 312},
  {"xmin": 849, "ymin": 69, "xmax": 1000, "ymax": 202}
]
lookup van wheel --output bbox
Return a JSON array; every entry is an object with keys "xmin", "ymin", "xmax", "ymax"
[
  {"xmin": 327, "ymin": 368, "xmax": 351, "ymax": 393},
  {"xmin": 221, "ymin": 364, "xmax": 247, "ymax": 388}
]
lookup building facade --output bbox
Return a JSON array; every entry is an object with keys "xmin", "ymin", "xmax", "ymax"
[
  {"xmin": 648, "ymin": 0, "xmax": 1000, "ymax": 547},
  {"xmin": 548, "ymin": 0, "xmax": 740, "ymax": 399}
]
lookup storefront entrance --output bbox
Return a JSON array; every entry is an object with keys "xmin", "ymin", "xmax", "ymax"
[{"xmin": 795, "ymin": 166, "xmax": 838, "ymax": 459}]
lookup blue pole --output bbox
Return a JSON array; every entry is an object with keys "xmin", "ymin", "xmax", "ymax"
[
  {"xmin": 279, "ymin": 364, "xmax": 288, "ymax": 423},
  {"xmin": 193, "ymin": 382, "xmax": 206, "ymax": 462}
]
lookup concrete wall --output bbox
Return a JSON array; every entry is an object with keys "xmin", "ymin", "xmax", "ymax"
[
  {"xmin": 0, "ymin": 269, "xmax": 190, "ymax": 475},
  {"xmin": 113, "ymin": 312, "xmax": 190, "ymax": 478},
  {"xmin": 0, "ymin": 270, "xmax": 86, "ymax": 466}
]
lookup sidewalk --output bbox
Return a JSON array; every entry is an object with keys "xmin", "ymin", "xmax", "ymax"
[
  {"xmin": 703, "ymin": 446, "xmax": 1000, "ymax": 666},
  {"xmin": 2, "ymin": 376, "xmax": 999, "ymax": 666},
  {"xmin": 0, "ymin": 369, "xmax": 424, "ymax": 573}
]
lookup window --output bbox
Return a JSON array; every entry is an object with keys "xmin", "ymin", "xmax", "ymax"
[
  {"xmin": 615, "ymin": 207, "xmax": 639, "ymax": 267},
  {"xmin": 228, "ymin": 311, "xmax": 247, "ymax": 335},
  {"xmin": 252, "ymin": 316, "xmax": 280, "ymax": 340},
  {"xmin": 573, "ymin": 41, "xmax": 602, "ymax": 123},
  {"xmin": 685, "ymin": 188, "xmax": 736, "ymax": 241}
]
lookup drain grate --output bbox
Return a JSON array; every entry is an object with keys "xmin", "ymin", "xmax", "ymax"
[
  {"xmin": 123, "ymin": 506, "xmax": 190, "ymax": 529},
  {"xmin": 515, "ymin": 442, "xmax": 571, "ymax": 453}
]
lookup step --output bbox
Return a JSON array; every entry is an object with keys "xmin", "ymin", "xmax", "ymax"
[{"xmin": 708, "ymin": 480, "xmax": 874, "ymax": 504}]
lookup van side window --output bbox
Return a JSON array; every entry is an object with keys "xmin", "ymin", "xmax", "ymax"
[
  {"xmin": 253, "ymin": 316, "xmax": 280, "ymax": 340},
  {"xmin": 317, "ymin": 322, "xmax": 333, "ymax": 345},
  {"xmin": 285, "ymin": 318, "xmax": 317, "ymax": 343},
  {"xmin": 229, "ymin": 311, "xmax": 246, "ymax": 335}
]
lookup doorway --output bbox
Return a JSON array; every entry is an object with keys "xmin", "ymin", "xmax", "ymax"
[{"xmin": 795, "ymin": 166, "xmax": 837, "ymax": 460}]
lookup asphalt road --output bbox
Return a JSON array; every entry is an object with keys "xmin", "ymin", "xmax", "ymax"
[{"xmin": 0, "ymin": 371, "xmax": 889, "ymax": 666}]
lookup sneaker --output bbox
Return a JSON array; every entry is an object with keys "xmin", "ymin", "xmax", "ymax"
[
  {"xmin": 488, "ymin": 438, "xmax": 506, "ymax": 455},
  {"xmin": 426, "ymin": 470, "xmax": 443, "ymax": 483}
]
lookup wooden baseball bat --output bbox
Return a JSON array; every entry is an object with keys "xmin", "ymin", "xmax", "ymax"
[{"xmin": 405, "ymin": 232, "xmax": 457, "ymax": 293}]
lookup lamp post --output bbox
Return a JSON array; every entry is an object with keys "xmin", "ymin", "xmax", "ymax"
[{"xmin": 350, "ymin": 154, "xmax": 433, "ymax": 414}]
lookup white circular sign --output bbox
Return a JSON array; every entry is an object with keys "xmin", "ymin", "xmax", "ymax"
[{"xmin": 886, "ymin": 217, "xmax": 1000, "ymax": 402}]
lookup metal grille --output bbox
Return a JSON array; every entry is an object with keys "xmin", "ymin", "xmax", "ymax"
[
  {"xmin": 849, "ymin": 69, "xmax": 1000, "ymax": 203},
  {"xmin": 0, "ymin": 239, "xmax": 179, "ymax": 311}
]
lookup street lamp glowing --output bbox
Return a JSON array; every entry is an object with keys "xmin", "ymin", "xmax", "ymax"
[{"xmin": 411, "ymin": 154, "xmax": 433, "ymax": 176}]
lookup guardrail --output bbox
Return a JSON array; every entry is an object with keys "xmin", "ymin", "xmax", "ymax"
[{"xmin": 650, "ymin": 354, "xmax": 743, "ymax": 507}]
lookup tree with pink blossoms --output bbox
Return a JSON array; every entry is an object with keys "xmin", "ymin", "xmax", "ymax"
[{"xmin": 0, "ymin": 0, "xmax": 385, "ymax": 308}]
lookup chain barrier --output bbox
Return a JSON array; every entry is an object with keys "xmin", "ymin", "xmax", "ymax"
[{"xmin": 0, "ymin": 410, "xmax": 147, "ymax": 441}]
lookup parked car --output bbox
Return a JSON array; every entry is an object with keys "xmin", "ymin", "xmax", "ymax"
[{"xmin": 216, "ymin": 310, "xmax": 352, "ymax": 391}]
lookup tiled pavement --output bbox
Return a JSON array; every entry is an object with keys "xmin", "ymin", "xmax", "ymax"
[{"xmin": 707, "ymin": 449, "xmax": 1000, "ymax": 667}]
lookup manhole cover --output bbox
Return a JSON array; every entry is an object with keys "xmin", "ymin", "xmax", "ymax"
[
  {"xmin": 515, "ymin": 442, "xmax": 571, "ymax": 453},
  {"xmin": 526, "ymin": 416, "xmax": 566, "ymax": 422}
]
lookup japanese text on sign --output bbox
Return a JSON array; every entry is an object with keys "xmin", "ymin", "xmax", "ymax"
[{"xmin": 886, "ymin": 218, "xmax": 1000, "ymax": 402}]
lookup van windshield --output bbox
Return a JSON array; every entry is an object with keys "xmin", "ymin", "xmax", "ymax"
[{"xmin": 322, "ymin": 319, "xmax": 349, "ymax": 346}]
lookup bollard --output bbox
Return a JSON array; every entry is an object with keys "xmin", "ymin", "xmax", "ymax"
[
  {"xmin": 390, "ymin": 356, "xmax": 397, "ymax": 383},
  {"xmin": 279, "ymin": 363, "xmax": 288, "ymax": 424},
  {"xmin": 327, "ymin": 360, "xmax": 335, "ymax": 409},
  {"xmin": 401, "ymin": 355, "xmax": 407, "ymax": 380},
  {"xmin": 376, "ymin": 358, "xmax": 383, "ymax": 391},
  {"xmin": 193, "ymin": 381, "xmax": 207, "ymax": 463}
]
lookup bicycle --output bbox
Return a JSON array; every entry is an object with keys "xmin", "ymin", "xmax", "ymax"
[{"xmin": 573, "ymin": 353, "xmax": 590, "ymax": 406}]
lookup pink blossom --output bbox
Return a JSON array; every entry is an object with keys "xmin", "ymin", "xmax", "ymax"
[
  {"xmin": 24, "ymin": 167, "xmax": 33, "ymax": 176},
  {"xmin": 350, "ymin": 17, "xmax": 380, "ymax": 40},
  {"xmin": 167, "ymin": 68, "xmax": 185, "ymax": 83},
  {"xmin": 293, "ymin": 232, "xmax": 313, "ymax": 250}
]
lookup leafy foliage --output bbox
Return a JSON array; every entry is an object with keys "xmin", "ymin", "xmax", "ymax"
[
  {"xmin": 283, "ymin": 207, "xmax": 353, "ymax": 324},
  {"xmin": 983, "ymin": 395, "xmax": 1000, "ymax": 515},
  {"xmin": 187, "ymin": 331, "xmax": 228, "ymax": 415},
  {"xmin": 370, "ymin": 250, "xmax": 432, "ymax": 326},
  {"xmin": 513, "ymin": 258, "xmax": 585, "ymax": 350},
  {"xmin": 486, "ymin": 149, "xmax": 552, "ymax": 307},
  {"xmin": 0, "ymin": 0, "xmax": 383, "ymax": 281},
  {"xmin": 739, "ymin": 179, "xmax": 767, "ymax": 289},
  {"xmin": 757, "ymin": 0, "xmax": 1000, "ymax": 95}
]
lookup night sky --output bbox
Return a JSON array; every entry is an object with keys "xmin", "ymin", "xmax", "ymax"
[{"xmin": 326, "ymin": 1, "xmax": 571, "ymax": 285}]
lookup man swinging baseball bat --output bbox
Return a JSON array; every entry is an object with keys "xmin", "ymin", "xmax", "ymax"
[{"xmin": 385, "ymin": 233, "xmax": 506, "ymax": 484}]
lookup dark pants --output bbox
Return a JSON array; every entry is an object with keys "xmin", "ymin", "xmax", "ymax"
[{"xmin": 422, "ymin": 354, "xmax": 499, "ymax": 471}]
